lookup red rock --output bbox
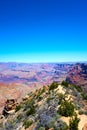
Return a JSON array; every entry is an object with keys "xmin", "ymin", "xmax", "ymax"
[{"xmin": 66, "ymin": 63, "xmax": 87, "ymax": 92}]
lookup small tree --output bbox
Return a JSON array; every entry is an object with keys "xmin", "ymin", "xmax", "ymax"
[
  {"xmin": 69, "ymin": 113, "xmax": 80, "ymax": 130},
  {"xmin": 61, "ymin": 81, "xmax": 69, "ymax": 87},
  {"xmin": 26, "ymin": 107, "xmax": 36, "ymax": 116},
  {"xmin": 58, "ymin": 100, "xmax": 74, "ymax": 117},
  {"xmin": 49, "ymin": 82, "xmax": 58, "ymax": 90},
  {"xmin": 15, "ymin": 104, "xmax": 21, "ymax": 112},
  {"xmin": 23, "ymin": 119, "xmax": 33, "ymax": 129}
]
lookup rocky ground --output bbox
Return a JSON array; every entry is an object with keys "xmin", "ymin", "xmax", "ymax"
[{"xmin": 0, "ymin": 81, "xmax": 87, "ymax": 130}]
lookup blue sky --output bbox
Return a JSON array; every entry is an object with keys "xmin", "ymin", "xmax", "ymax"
[{"xmin": 0, "ymin": 0, "xmax": 87, "ymax": 62}]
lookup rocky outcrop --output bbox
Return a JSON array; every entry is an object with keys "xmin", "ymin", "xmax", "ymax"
[
  {"xmin": 3, "ymin": 99, "xmax": 17, "ymax": 116},
  {"xmin": 66, "ymin": 63, "xmax": 87, "ymax": 91},
  {"xmin": 22, "ymin": 95, "xmax": 29, "ymax": 101},
  {"xmin": 0, "ymin": 82, "xmax": 32, "ymax": 114}
]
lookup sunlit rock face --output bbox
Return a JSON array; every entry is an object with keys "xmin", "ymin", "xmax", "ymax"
[{"xmin": 66, "ymin": 63, "xmax": 87, "ymax": 92}]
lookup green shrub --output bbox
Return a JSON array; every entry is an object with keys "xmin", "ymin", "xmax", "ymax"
[
  {"xmin": 17, "ymin": 113, "xmax": 23, "ymax": 120},
  {"xmin": 24, "ymin": 98, "xmax": 35, "ymax": 111},
  {"xmin": 38, "ymin": 127, "xmax": 45, "ymax": 130},
  {"xmin": 58, "ymin": 100, "xmax": 74, "ymax": 117},
  {"xmin": 37, "ymin": 96, "xmax": 43, "ymax": 101},
  {"xmin": 47, "ymin": 118, "xmax": 55, "ymax": 128},
  {"xmin": 35, "ymin": 87, "xmax": 46, "ymax": 99},
  {"xmin": 81, "ymin": 92, "xmax": 87, "ymax": 100},
  {"xmin": 61, "ymin": 81, "xmax": 69, "ymax": 87},
  {"xmin": 72, "ymin": 84, "xmax": 83, "ymax": 92},
  {"xmin": 76, "ymin": 85, "xmax": 83, "ymax": 92},
  {"xmin": 36, "ymin": 90, "xmax": 42, "ymax": 99},
  {"xmin": 58, "ymin": 93, "xmax": 65, "ymax": 104},
  {"xmin": 47, "ymin": 97, "xmax": 53, "ymax": 103},
  {"xmin": 15, "ymin": 104, "xmax": 21, "ymax": 112},
  {"xmin": 54, "ymin": 120, "xmax": 68, "ymax": 130},
  {"xmin": 23, "ymin": 119, "xmax": 33, "ymax": 129},
  {"xmin": 69, "ymin": 113, "xmax": 80, "ymax": 130},
  {"xmin": 40, "ymin": 87, "xmax": 46, "ymax": 94},
  {"xmin": 26, "ymin": 107, "xmax": 36, "ymax": 116},
  {"xmin": 78, "ymin": 110, "xmax": 84, "ymax": 115},
  {"xmin": 49, "ymin": 82, "xmax": 58, "ymax": 90}
]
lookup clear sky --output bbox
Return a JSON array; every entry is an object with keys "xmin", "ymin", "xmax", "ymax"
[{"xmin": 0, "ymin": 0, "xmax": 87, "ymax": 62}]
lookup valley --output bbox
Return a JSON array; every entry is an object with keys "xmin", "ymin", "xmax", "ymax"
[{"xmin": 0, "ymin": 62, "xmax": 87, "ymax": 130}]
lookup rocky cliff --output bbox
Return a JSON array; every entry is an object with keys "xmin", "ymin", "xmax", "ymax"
[{"xmin": 66, "ymin": 63, "xmax": 87, "ymax": 91}]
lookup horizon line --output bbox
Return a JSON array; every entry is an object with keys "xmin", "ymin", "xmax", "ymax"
[{"xmin": 0, "ymin": 61, "xmax": 87, "ymax": 64}]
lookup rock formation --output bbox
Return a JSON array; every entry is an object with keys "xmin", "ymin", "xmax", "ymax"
[
  {"xmin": 66, "ymin": 63, "xmax": 87, "ymax": 91},
  {"xmin": 3, "ymin": 99, "xmax": 17, "ymax": 116}
]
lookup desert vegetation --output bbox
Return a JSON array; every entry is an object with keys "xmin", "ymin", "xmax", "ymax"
[{"xmin": 0, "ymin": 81, "xmax": 87, "ymax": 130}]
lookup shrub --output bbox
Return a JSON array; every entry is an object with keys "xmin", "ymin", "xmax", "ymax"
[
  {"xmin": 23, "ymin": 119, "xmax": 33, "ymax": 129},
  {"xmin": 61, "ymin": 81, "xmax": 69, "ymax": 87},
  {"xmin": 81, "ymin": 92, "xmax": 87, "ymax": 100},
  {"xmin": 15, "ymin": 104, "xmax": 21, "ymax": 112},
  {"xmin": 69, "ymin": 113, "xmax": 80, "ymax": 130},
  {"xmin": 47, "ymin": 97, "xmax": 53, "ymax": 103},
  {"xmin": 58, "ymin": 100, "xmax": 74, "ymax": 117},
  {"xmin": 72, "ymin": 84, "xmax": 83, "ymax": 92},
  {"xmin": 47, "ymin": 118, "xmax": 55, "ymax": 128},
  {"xmin": 36, "ymin": 90, "xmax": 42, "ymax": 99},
  {"xmin": 78, "ymin": 110, "xmax": 84, "ymax": 115},
  {"xmin": 49, "ymin": 82, "xmax": 58, "ymax": 90},
  {"xmin": 76, "ymin": 85, "xmax": 83, "ymax": 92},
  {"xmin": 26, "ymin": 107, "xmax": 36, "ymax": 116},
  {"xmin": 58, "ymin": 93, "xmax": 65, "ymax": 104},
  {"xmin": 17, "ymin": 113, "xmax": 23, "ymax": 120},
  {"xmin": 37, "ymin": 96, "xmax": 43, "ymax": 101},
  {"xmin": 24, "ymin": 98, "xmax": 35, "ymax": 111},
  {"xmin": 40, "ymin": 87, "xmax": 46, "ymax": 94},
  {"xmin": 38, "ymin": 127, "xmax": 45, "ymax": 130},
  {"xmin": 54, "ymin": 120, "xmax": 68, "ymax": 130}
]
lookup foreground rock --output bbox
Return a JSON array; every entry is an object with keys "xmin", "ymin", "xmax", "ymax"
[
  {"xmin": 0, "ymin": 82, "xmax": 34, "ymax": 114},
  {"xmin": 0, "ymin": 82, "xmax": 87, "ymax": 130},
  {"xmin": 3, "ymin": 99, "xmax": 17, "ymax": 116}
]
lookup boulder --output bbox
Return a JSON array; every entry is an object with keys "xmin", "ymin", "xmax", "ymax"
[
  {"xmin": 22, "ymin": 95, "xmax": 29, "ymax": 101},
  {"xmin": 3, "ymin": 99, "xmax": 17, "ymax": 116}
]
